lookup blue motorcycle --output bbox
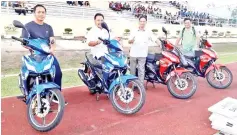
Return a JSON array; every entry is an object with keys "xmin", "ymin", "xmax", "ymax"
[
  {"xmin": 11, "ymin": 20, "xmax": 65, "ymax": 132},
  {"xmin": 78, "ymin": 22, "xmax": 146, "ymax": 115}
]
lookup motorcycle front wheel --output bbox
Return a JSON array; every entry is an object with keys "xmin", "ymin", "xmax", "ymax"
[
  {"xmin": 27, "ymin": 89, "xmax": 65, "ymax": 132},
  {"xmin": 206, "ymin": 66, "xmax": 233, "ymax": 89},
  {"xmin": 167, "ymin": 72, "xmax": 197, "ymax": 99},
  {"xmin": 110, "ymin": 79, "xmax": 146, "ymax": 115}
]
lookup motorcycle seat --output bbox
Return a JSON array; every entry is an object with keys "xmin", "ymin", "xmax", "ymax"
[
  {"xmin": 147, "ymin": 53, "xmax": 163, "ymax": 62},
  {"xmin": 85, "ymin": 53, "xmax": 102, "ymax": 69},
  {"xmin": 184, "ymin": 50, "xmax": 204, "ymax": 60},
  {"xmin": 184, "ymin": 55, "xmax": 195, "ymax": 60}
]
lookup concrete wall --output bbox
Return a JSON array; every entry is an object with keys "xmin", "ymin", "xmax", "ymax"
[{"xmin": 1, "ymin": 14, "xmax": 237, "ymax": 38}]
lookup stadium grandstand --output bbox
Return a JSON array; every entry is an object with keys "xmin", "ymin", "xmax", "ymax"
[
  {"xmin": 1, "ymin": 1, "xmax": 237, "ymax": 26},
  {"xmin": 1, "ymin": 1, "xmax": 237, "ymax": 39}
]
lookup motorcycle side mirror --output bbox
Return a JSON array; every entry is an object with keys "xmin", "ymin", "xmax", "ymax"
[
  {"xmin": 102, "ymin": 22, "xmax": 109, "ymax": 33},
  {"xmin": 13, "ymin": 20, "xmax": 25, "ymax": 29},
  {"xmin": 101, "ymin": 22, "xmax": 110, "ymax": 39},
  {"xmin": 162, "ymin": 27, "xmax": 167, "ymax": 35},
  {"xmin": 13, "ymin": 20, "xmax": 30, "ymax": 38}
]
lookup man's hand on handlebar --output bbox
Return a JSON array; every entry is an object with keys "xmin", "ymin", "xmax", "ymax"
[{"xmin": 103, "ymin": 40, "xmax": 110, "ymax": 45}]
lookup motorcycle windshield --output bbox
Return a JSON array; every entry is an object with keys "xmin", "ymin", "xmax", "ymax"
[
  {"xmin": 105, "ymin": 53, "xmax": 127, "ymax": 68},
  {"xmin": 108, "ymin": 40, "xmax": 123, "ymax": 52},
  {"xmin": 24, "ymin": 55, "xmax": 54, "ymax": 73},
  {"xmin": 26, "ymin": 39, "xmax": 50, "ymax": 55}
]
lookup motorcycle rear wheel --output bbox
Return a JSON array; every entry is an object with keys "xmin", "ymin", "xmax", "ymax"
[{"xmin": 206, "ymin": 66, "xmax": 233, "ymax": 89}]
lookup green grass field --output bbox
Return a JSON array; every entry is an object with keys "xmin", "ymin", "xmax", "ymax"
[
  {"xmin": 1, "ymin": 70, "xmax": 83, "ymax": 97},
  {"xmin": 2, "ymin": 53, "xmax": 237, "ymax": 97},
  {"xmin": 1, "ymin": 43, "xmax": 237, "ymax": 97}
]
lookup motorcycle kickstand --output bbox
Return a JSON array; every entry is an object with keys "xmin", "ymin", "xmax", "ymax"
[
  {"xmin": 152, "ymin": 82, "xmax": 155, "ymax": 88},
  {"xmin": 96, "ymin": 92, "xmax": 100, "ymax": 101},
  {"xmin": 17, "ymin": 95, "xmax": 26, "ymax": 103},
  {"xmin": 145, "ymin": 81, "xmax": 149, "ymax": 89}
]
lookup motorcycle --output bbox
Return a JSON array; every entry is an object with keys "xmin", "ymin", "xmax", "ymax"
[
  {"xmin": 134, "ymin": 27, "xmax": 197, "ymax": 99},
  {"xmin": 78, "ymin": 22, "xmax": 146, "ymax": 115},
  {"xmin": 12, "ymin": 20, "xmax": 65, "ymax": 132},
  {"xmin": 179, "ymin": 30, "xmax": 233, "ymax": 89}
]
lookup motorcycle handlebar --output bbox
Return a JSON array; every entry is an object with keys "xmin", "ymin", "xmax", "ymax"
[
  {"xmin": 11, "ymin": 36, "xmax": 27, "ymax": 44},
  {"xmin": 98, "ymin": 37, "xmax": 104, "ymax": 41}
]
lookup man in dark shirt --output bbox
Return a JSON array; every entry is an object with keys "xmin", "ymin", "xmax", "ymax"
[{"xmin": 21, "ymin": 4, "xmax": 63, "ymax": 92}]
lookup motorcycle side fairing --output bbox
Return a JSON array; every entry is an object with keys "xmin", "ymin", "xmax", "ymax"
[
  {"xmin": 20, "ymin": 54, "xmax": 56, "ymax": 95},
  {"xmin": 22, "ymin": 55, "xmax": 54, "ymax": 73}
]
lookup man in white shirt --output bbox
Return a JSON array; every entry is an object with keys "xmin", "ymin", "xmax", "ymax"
[
  {"xmin": 86, "ymin": 13, "xmax": 119, "ymax": 89},
  {"xmin": 128, "ymin": 15, "xmax": 153, "ymax": 84},
  {"xmin": 86, "ymin": 13, "xmax": 110, "ymax": 59}
]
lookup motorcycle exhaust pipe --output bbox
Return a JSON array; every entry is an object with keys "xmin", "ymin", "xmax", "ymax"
[{"xmin": 78, "ymin": 69, "xmax": 92, "ymax": 87}]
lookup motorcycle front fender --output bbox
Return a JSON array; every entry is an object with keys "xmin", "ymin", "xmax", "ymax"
[
  {"xmin": 108, "ymin": 75, "xmax": 138, "ymax": 93},
  {"xmin": 165, "ymin": 68, "xmax": 191, "ymax": 82},
  {"xmin": 205, "ymin": 64, "xmax": 225, "ymax": 76},
  {"xmin": 26, "ymin": 82, "xmax": 60, "ymax": 104}
]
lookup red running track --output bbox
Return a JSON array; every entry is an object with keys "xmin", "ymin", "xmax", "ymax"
[{"xmin": 2, "ymin": 63, "xmax": 237, "ymax": 135}]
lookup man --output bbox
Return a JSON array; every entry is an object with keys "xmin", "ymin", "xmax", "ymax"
[
  {"xmin": 128, "ymin": 15, "xmax": 153, "ymax": 84},
  {"xmin": 175, "ymin": 18, "xmax": 200, "ymax": 56},
  {"xmin": 21, "ymin": 5, "xmax": 63, "ymax": 99},
  {"xmin": 86, "ymin": 13, "xmax": 119, "ymax": 89},
  {"xmin": 86, "ymin": 13, "xmax": 109, "ymax": 59}
]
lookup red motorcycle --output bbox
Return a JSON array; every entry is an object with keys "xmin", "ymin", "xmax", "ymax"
[
  {"xmin": 166, "ymin": 30, "xmax": 233, "ymax": 89},
  {"xmin": 132, "ymin": 27, "xmax": 197, "ymax": 99}
]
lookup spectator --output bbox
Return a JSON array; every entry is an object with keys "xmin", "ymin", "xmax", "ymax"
[
  {"xmin": 1, "ymin": 1, "xmax": 7, "ymax": 7},
  {"xmin": 122, "ymin": 2, "xmax": 131, "ymax": 11},
  {"xmin": 15, "ymin": 4, "xmax": 26, "ymax": 15},
  {"xmin": 207, "ymin": 14, "xmax": 210, "ymax": 19},
  {"xmin": 84, "ymin": 1, "xmax": 90, "ymax": 7},
  {"xmin": 78, "ymin": 1, "xmax": 83, "ymax": 6},
  {"xmin": 67, "ymin": 1, "xmax": 73, "ymax": 6},
  {"xmin": 127, "ymin": 3, "xmax": 131, "ymax": 11},
  {"xmin": 122, "ymin": 2, "xmax": 127, "ymax": 10},
  {"xmin": 184, "ymin": 6, "xmax": 187, "ymax": 12}
]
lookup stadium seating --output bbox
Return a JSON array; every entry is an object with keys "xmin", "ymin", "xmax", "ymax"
[{"xmin": 1, "ymin": 1, "xmax": 237, "ymax": 38}]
